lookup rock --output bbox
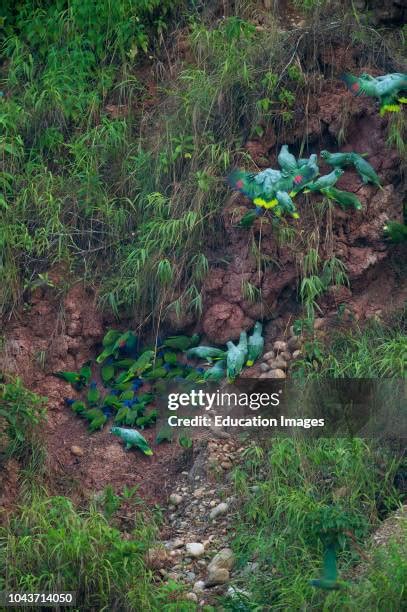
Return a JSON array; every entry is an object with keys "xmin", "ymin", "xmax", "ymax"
[
  {"xmin": 193, "ymin": 487, "xmax": 205, "ymax": 499},
  {"xmin": 268, "ymin": 357, "xmax": 287, "ymax": 370},
  {"xmin": 206, "ymin": 567, "xmax": 230, "ymax": 586},
  {"xmin": 280, "ymin": 351, "xmax": 292, "ymax": 361},
  {"xmin": 170, "ymin": 538, "xmax": 185, "ymax": 550},
  {"xmin": 202, "ymin": 301, "xmax": 253, "ymax": 344},
  {"xmin": 221, "ymin": 461, "xmax": 233, "ymax": 470},
  {"xmin": 269, "ymin": 369, "xmax": 286, "ymax": 379},
  {"xmin": 287, "ymin": 336, "xmax": 300, "ymax": 351},
  {"xmin": 186, "ymin": 543, "xmax": 205, "ymax": 558},
  {"xmin": 273, "ymin": 340, "xmax": 287, "ymax": 352},
  {"xmin": 263, "ymin": 350, "xmax": 275, "ymax": 361},
  {"xmin": 260, "ymin": 362, "xmax": 270, "ymax": 372},
  {"xmin": 208, "ymin": 548, "xmax": 235, "ymax": 573},
  {"xmin": 313, "ymin": 317, "xmax": 327, "ymax": 330},
  {"xmin": 210, "ymin": 502, "xmax": 229, "ymax": 520},
  {"xmin": 292, "ymin": 350, "xmax": 302, "ymax": 359},
  {"xmin": 193, "ymin": 580, "xmax": 206, "ymax": 592},
  {"xmin": 145, "ymin": 547, "xmax": 169, "ymax": 570},
  {"xmin": 169, "ymin": 493, "xmax": 183, "ymax": 505},
  {"xmin": 70, "ymin": 445, "xmax": 84, "ymax": 457},
  {"xmin": 186, "ymin": 571, "xmax": 196, "ymax": 582},
  {"xmin": 186, "ymin": 592, "xmax": 198, "ymax": 603}
]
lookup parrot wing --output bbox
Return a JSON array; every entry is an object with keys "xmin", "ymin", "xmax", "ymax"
[{"xmin": 341, "ymin": 73, "xmax": 378, "ymax": 97}]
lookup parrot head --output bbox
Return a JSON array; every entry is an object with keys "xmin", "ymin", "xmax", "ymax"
[{"xmin": 320, "ymin": 150, "xmax": 329, "ymax": 159}]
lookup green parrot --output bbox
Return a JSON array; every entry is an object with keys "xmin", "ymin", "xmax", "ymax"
[
  {"xmin": 320, "ymin": 150, "xmax": 352, "ymax": 168},
  {"xmin": 163, "ymin": 334, "xmax": 200, "ymax": 351},
  {"xmin": 96, "ymin": 331, "xmax": 137, "ymax": 364},
  {"xmin": 186, "ymin": 346, "xmax": 226, "ymax": 362},
  {"xmin": 143, "ymin": 366, "xmax": 169, "ymax": 380},
  {"xmin": 110, "ymin": 426, "xmax": 153, "ymax": 455},
  {"xmin": 203, "ymin": 360, "xmax": 226, "ymax": 381},
  {"xmin": 79, "ymin": 362, "xmax": 92, "ymax": 386},
  {"xmin": 103, "ymin": 394, "xmax": 122, "ymax": 411},
  {"xmin": 383, "ymin": 220, "xmax": 407, "ymax": 243},
  {"xmin": 277, "ymin": 144, "xmax": 298, "ymax": 173},
  {"xmin": 238, "ymin": 207, "xmax": 263, "ymax": 228},
  {"xmin": 86, "ymin": 382, "xmax": 100, "ymax": 406},
  {"xmin": 101, "ymin": 363, "xmax": 115, "ymax": 385},
  {"xmin": 291, "ymin": 160, "xmax": 320, "ymax": 194},
  {"xmin": 163, "ymin": 351, "xmax": 178, "ymax": 365},
  {"xmin": 342, "ymin": 72, "xmax": 407, "ymax": 113},
  {"xmin": 114, "ymin": 406, "xmax": 132, "ymax": 425},
  {"xmin": 88, "ymin": 413, "xmax": 107, "ymax": 432},
  {"xmin": 309, "ymin": 542, "xmax": 341, "ymax": 590},
  {"xmin": 136, "ymin": 410, "xmax": 158, "ymax": 429},
  {"xmin": 348, "ymin": 153, "xmax": 382, "ymax": 188},
  {"xmin": 320, "ymin": 187, "xmax": 362, "ymax": 210},
  {"xmin": 119, "ymin": 389, "xmax": 134, "ymax": 401},
  {"xmin": 119, "ymin": 350, "xmax": 154, "ymax": 383},
  {"xmin": 226, "ymin": 331, "xmax": 248, "ymax": 381},
  {"xmin": 306, "ymin": 169, "xmax": 344, "ymax": 192},
  {"xmin": 227, "ymin": 168, "xmax": 280, "ymax": 209},
  {"xmin": 69, "ymin": 400, "xmax": 87, "ymax": 415},
  {"xmin": 275, "ymin": 191, "xmax": 299, "ymax": 219},
  {"xmin": 246, "ymin": 322, "xmax": 264, "ymax": 366},
  {"xmin": 54, "ymin": 370, "xmax": 86, "ymax": 391},
  {"xmin": 101, "ymin": 329, "xmax": 122, "ymax": 347},
  {"xmin": 156, "ymin": 424, "xmax": 173, "ymax": 443}
]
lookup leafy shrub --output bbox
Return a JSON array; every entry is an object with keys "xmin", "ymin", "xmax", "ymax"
[
  {"xmin": 0, "ymin": 377, "xmax": 46, "ymax": 463},
  {"xmin": 0, "ymin": 492, "xmax": 194, "ymax": 611}
]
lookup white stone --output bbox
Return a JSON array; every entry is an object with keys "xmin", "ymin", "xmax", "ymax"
[
  {"xmin": 186, "ymin": 542, "xmax": 205, "ymax": 558},
  {"xmin": 193, "ymin": 580, "xmax": 206, "ymax": 592},
  {"xmin": 169, "ymin": 493, "xmax": 183, "ymax": 505}
]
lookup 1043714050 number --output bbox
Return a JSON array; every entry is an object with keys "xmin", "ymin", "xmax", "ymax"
[{"xmin": 0, "ymin": 592, "xmax": 76, "ymax": 607}]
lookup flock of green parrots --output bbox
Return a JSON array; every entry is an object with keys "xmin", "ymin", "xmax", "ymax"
[
  {"xmin": 228, "ymin": 71, "xmax": 407, "ymax": 239},
  {"xmin": 54, "ymin": 323, "xmax": 265, "ymax": 450}
]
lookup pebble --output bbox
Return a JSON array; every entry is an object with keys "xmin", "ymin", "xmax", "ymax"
[
  {"xmin": 280, "ymin": 350, "xmax": 292, "ymax": 361},
  {"xmin": 221, "ymin": 461, "xmax": 233, "ymax": 470},
  {"xmin": 186, "ymin": 592, "xmax": 198, "ymax": 603},
  {"xmin": 260, "ymin": 362, "xmax": 270, "ymax": 372},
  {"xmin": 287, "ymin": 336, "xmax": 300, "ymax": 351},
  {"xmin": 206, "ymin": 567, "xmax": 230, "ymax": 586},
  {"xmin": 292, "ymin": 350, "xmax": 302, "ymax": 359},
  {"xmin": 313, "ymin": 317, "xmax": 326, "ymax": 330},
  {"xmin": 70, "ymin": 445, "xmax": 84, "ymax": 456},
  {"xmin": 185, "ymin": 542, "xmax": 205, "ymax": 558},
  {"xmin": 269, "ymin": 369, "xmax": 286, "ymax": 379},
  {"xmin": 273, "ymin": 340, "xmax": 287, "ymax": 352},
  {"xmin": 263, "ymin": 350, "xmax": 275, "ymax": 361},
  {"xmin": 268, "ymin": 357, "xmax": 287, "ymax": 370},
  {"xmin": 210, "ymin": 502, "xmax": 229, "ymax": 520},
  {"xmin": 208, "ymin": 548, "xmax": 235, "ymax": 572},
  {"xmin": 170, "ymin": 538, "xmax": 184, "ymax": 550},
  {"xmin": 169, "ymin": 493, "xmax": 183, "ymax": 505},
  {"xmin": 193, "ymin": 580, "xmax": 206, "ymax": 592}
]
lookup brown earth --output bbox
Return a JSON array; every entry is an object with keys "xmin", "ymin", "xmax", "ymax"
[{"xmin": 1, "ymin": 34, "xmax": 406, "ymax": 510}]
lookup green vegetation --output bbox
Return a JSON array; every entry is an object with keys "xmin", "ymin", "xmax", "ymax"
[
  {"xmin": 0, "ymin": 377, "xmax": 46, "ymax": 468},
  {"xmin": 0, "ymin": 491, "xmax": 195, "ymax": 611},
  {"xmin": 294, "ymin": 309, "xmax": 407, "ymax": 377},
  {"xmin": 226, "ymin": 437, "xmax": 404, "ymax": 610}
]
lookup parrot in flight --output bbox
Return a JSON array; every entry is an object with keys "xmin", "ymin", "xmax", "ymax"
[
  {"xmin": 309, "ymin": 542, "xmax": 342, "ymax": 590},
  {"xmin": 341, "ymin": 72, "xmax": 407, "ymax": 114}
]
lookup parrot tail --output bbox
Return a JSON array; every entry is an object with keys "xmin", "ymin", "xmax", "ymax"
[{"xmin": 246, "ymin": 360, "xmax": 254, "ymax": 367}]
